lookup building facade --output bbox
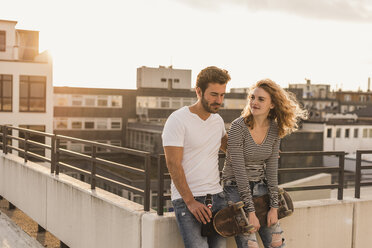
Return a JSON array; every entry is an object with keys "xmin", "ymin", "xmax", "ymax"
[
  {"xmin": 137, "ymin": 65, "xmax": 191, "ymax": 90},
  {"xmin": 0, "ymin": 19, "xmax": 53, "ymax": 156}
]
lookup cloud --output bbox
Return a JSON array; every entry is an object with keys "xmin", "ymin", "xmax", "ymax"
[{"xmin": 176, "ymin": 0, "xmax": 372, "ymax": 22}]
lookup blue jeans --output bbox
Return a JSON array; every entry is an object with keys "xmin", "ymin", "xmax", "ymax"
[
  {"xmin": 223, "ymin": 181, "xmax": 285, "ymax": 248},
  {"xmin": 172, "ymin": 192, "xmax": 227, "ymax": 248}
]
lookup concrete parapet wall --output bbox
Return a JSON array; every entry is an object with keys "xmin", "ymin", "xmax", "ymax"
[
  {"xmin": 351, "ymin": 196, "xmax": 372, "ymax": 248},
  {"xmin": 0, "ymin": 153, "xmax": 146, "ymax": 248},
  {"xmin": 281, "ymin": 199, "xmax": 354, "ymax": 248},
  {"xmin": 1, "ymin": 153, "xmax": 372, "ymax": 248},
  {"xmin": 279, "ymin": 173, "xmax": 332, "ymax": 201}
]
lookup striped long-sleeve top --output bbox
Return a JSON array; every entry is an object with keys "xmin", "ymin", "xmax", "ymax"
[{"xmin": 222, "ymin": 116, "xmax": 280, "ymax": 212}]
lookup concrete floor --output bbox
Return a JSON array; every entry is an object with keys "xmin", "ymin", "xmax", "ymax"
[
  {"xmin": 0, "ymin": 198, "xmax": 60, "ymax": 248},
  {"xmin": 0, "ymin": 210, "xmax": 44, "ymax": 248}
]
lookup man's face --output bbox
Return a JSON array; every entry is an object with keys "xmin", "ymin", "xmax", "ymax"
[{"xmin": 199, "ymin": 83, "xmax": 227, "ymax": 113}]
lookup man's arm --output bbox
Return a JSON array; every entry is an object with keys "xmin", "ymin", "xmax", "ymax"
[
  {"xmin": 164, "ymin": 146, "xmax": 212, "ymax": 224},
  {"xmin": 220, "ymin": 133, "xmax": 227, "ymax": 153}
]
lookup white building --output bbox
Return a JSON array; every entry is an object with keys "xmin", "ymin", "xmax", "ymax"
[
  {"xmin": 289, "ymin": 79, "xmax": 332, "ymax": 99},
  {"xmin": 0, "ymin": 19, "xmax": 53, "ymax": 153},
  {"xmin": 302, "ymin": 121, "xmax": 372, "ymax": 156},
  {"xmin": 136, "ymin": 65, "xmax": 191, "ymax": 90}
]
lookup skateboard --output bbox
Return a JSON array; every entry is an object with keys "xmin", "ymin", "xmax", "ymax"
[
  {"xmin": 277, "ymin": 188, "xmax": 294, "ymax": 219},
  {"xmin": 213, "ymin": 201, "xmax": 255, "ymax": 237},
  {"xmin": 253, "ymin": 188, "xmax": 294, "ymax": 227}
]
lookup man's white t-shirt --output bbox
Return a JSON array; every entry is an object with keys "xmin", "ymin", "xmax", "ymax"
[{"xmin": 162, "ymin": 106, "xmax": 226, "ymax": 200}]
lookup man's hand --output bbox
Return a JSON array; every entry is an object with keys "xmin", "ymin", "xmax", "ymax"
[
  {"xmin": 267, "ymin": 207, "xmax": 278, "ymax": 227},
  {"xmin": 186, "ymin": 199, "xmax": 212, "ymax": 224},
  {"xmin": 248, "ymin": 211, "xmax": 260, "ymax": 232}
]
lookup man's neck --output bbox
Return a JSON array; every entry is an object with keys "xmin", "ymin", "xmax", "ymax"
[{"xmin": 189, "ymin": 101, "xmax": 211, "ymax": 121}]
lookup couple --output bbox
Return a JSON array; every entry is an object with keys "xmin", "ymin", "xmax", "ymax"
[{"xmin": 162, "ymin": 66, "xmax": 306, "ymax": 248}]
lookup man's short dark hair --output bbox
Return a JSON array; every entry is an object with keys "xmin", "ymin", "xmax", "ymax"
[{"xmin": 196, "ymin": 66, "xmax": 231, "ymax": 94}]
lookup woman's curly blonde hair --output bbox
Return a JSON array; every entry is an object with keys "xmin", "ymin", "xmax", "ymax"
[{"xmin": 242, "ymin": 79, "xmax": 308, "ymax": 138}]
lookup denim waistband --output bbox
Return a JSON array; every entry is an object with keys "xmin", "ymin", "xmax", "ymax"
[{"xmin": 223, "ymin": 179, "xmax": 267, "ymax": 190}]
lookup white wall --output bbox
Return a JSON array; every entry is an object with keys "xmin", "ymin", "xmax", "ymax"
[
  {"xmin": 0, "ymin": 60, "xmax": 53, "ymax": 133},
  {"xmin": 324, "ymin": 124, "xmax": 372, "ymax": 154},
  {"xmin": 0, "ymin": 152, "xmax": 145, "ymax": 248},
  {"xmin": 0, "ymin": 20, "xmax": 17, "ymax": 60},
  {"xmin": 1, "ymin": 152, "xmax": 372, "ymax": 248},
  {"xmin": 137, "ymin": 66, "xmax": 191, "ymax": 90}
]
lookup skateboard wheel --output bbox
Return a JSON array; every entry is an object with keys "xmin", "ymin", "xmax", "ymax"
[
  {"xmin": 243, "ymin": 225, "xmax": 255, "ymax": 233},
  {"xmin": 236, "ymin": 201, "xmax": 244, "ymax": 209}
]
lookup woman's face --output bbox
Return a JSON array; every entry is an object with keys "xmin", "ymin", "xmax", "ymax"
[{"xmin": 249, "ymin": 87, "xmax": 274, "ymax": 117}]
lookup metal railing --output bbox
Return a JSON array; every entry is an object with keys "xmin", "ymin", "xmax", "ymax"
[
  {"xmin": 355, "ymin": 150, "xmax": 372, "ymax": 198},
  {"xmin": 279, "ymin": 151, "xmax": 346, "ymax": 200},
  {"xmin": 0, "ymin": 125, "xmax": 152, "ymax": 211},
  {"xmin": 156, "ymin": 151, "xmax": 347, "ymax": 215}
]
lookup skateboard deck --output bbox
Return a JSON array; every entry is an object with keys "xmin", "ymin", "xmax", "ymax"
[
  {"xmin": 213, "ymin": 201, "xmax": 255, "ymax": 237},
  {"xmin": 253, "ymin": 188, "xmax": 294, "ymax": 227}
]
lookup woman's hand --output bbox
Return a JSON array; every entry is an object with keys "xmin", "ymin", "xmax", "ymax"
[
  {"xmin": 267, "ymin": 207, "xmax": 278, "ymax": 227},
  {"xmin": 248, "ymin": 212, "xmax": 260, "ymax": 232}
]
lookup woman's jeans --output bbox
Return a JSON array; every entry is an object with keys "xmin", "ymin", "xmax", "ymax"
[
  {"xmin": 223, "ymin": 181, "xmax": 285, "ymax": 248},
  {"xmin": 172, "ymin": 192, "xmax": 227, "ymax": 248}
]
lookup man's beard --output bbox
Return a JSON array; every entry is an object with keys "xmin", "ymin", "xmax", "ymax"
[{"xmin": 201, "ymin": 95, "xmax": 221, "ymax": 113}]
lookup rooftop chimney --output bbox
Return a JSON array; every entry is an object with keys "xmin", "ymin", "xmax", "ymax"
[{"xmin": 368, "ymin": 77, "xmax": 371, "ymax": 92}]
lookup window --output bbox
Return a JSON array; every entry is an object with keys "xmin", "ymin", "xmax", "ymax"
[
  {"xmin": 345, "ymin": 128, "xmax": 350, "ymax": 138},
  {"xmin": 72, "ymin": 95, "xmax": 83, "ymax": 106},
  {"xmin": 174, "ymin": 78, "xmax": 180, "ymax": 83},
  {"xmin": 171, "ymin": 99, "xmax": 181, "ymax": 109},
  {"xmin": 70, "ymin": 142, "xmax": 83, "ymax": 152},
  {"xmin": 359, "ymin": 95, "xmax": 366, "ymax": 102},
  {"xmin": 111, "ymin": 119, "xmax": 121, "ymax": 129},
  {"xmin": 71, "ymin": 121, "xmax": 82, "ymax": 129},
  {"xmin": 97, "ymin": 96, "xmax": 108, "ymax": 107},
  {"xmin": 84, "ymin": 145, "xmax": 92, "ymax": 153},
  {"xmin": 97, "ymin": 120, "xmax": 108, "ymax": 129},
  {"xmin": 363, "ymin": 128, "xmax": 368, "ymax": 138},
  {"xmin": 370, "ymin": 129, "xmax": 372, "ymax": 138},
  {"xmin": 84, "ymin": 121, "xmax": 94, "ymax": 129},
  {"xmin": 56, "ymin": 96, "xmax": 68, "ymax": 106},
  {"xmin": 161, "ymin": 78, "xmax": 166, "ymax": 82},
  {"xmin": 344, "ymin": 94, "xmax": 351, "ymax": 102},
  {"xmin": 0, "ymin": 31, "xmax": 5, "ymax": 51},
  {"xmin": 160, "ymin": 97, "xmax": 170, "ymax": 108},
  {"xmin": 55, "ymin": 118, "xmax": 68, "ymax": 129},
  {"xmin": 19, "ymin": 76, "xmax": 46, "ymax": 112},
  {"xmin": 59, "ymin": 141, "xmax": 67, "ymax": 149},
  {"xmin": 336, "ymin": 128, "xmax": 341, "ymax": 138},
  {"xmin": 111, "ymin": 96, "xmax": 122, "ymax": 107},
  {"xmin": 0, "ymin": 74, "xmax": 12, "ymax": 111},
  {"xmin": 84, "ymin": 97, "xmax": 95, "ymax": 106},
  {"xmin": 354, "ymin": 128, "xmax": 359, "ymax": 138},
  {"xmin": 327, "ymin": 128, "xmax": 332, "ymax": 138}
]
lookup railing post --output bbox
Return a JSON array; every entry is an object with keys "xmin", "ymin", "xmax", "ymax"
[
  {"xmin": 91, "ymin": 145, "xmax": 96, "ymax": 190},
  {"xmin": 337, "ymin": 152, "xmax": 345, "ymax": 200},
  {"xmin": 2, "ymin": 125, "xmax": 7, "ymax": 154},
  {"xmin": 51, "ymin": 135, "xmax": 56, "ymax": 174},
  {"xmin": 157, "ymin": 155, "xmax": 164, "ymax": 216},
  {"xmin": 55, "ymin": 138, "xmax": 60, "ymax": 175},
  {"xmin": 24, "ymin": 131, "xmax": 29, "ymax": 163},
  {"xmin": 355, "ymin": 151, "xmax": 362, "ymax": 198},
  {"xmin": 144, "ymin": 154, "xmax": 151, "ymax": 211}
]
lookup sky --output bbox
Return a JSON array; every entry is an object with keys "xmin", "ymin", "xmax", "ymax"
[{"xmin": 2, "ymin": 0, "xmax": 372, "ymax": 91}]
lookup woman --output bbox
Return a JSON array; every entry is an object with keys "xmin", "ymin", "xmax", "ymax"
[{"xmin": 222, "ymin": 79, "xmax": 307, "ymax": 248}]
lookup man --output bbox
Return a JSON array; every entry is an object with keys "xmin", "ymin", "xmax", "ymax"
[{"xmin": 162, "ymin": 66, "xmax": 231, "ymax": 248}]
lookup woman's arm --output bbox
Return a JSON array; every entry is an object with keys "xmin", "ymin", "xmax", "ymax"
[
  {"xmin": 228, "ymin": 121, "xmax": 255, "ymax": 212},
  {"xmin": 265, "ymin": 137, "xmax": 280, "ymax": 209}
]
